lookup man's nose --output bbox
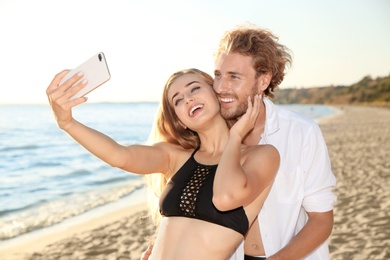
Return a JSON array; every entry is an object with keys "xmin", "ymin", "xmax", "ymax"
[{"xmin": 213, "ymin": 78, "xmax": 225, "ymax": 94}]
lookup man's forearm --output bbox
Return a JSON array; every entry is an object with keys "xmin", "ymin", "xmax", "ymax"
[{"xmin": 268, "ymin": 210, "xmax": 334, "ymax": 260}]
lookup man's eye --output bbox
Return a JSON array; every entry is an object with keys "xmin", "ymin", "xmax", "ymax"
[{"xmin": 214, "ymin": 72, "xmax": 221, "ymax": 78}]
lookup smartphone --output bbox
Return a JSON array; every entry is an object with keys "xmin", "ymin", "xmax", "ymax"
[{"xmin": 60, "ymin": 52, "xmax": 111, "ymax": 100}]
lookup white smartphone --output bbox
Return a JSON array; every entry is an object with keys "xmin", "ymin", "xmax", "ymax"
[{"xmin": 60, "ymin": 52, "xmax": 111, "ymax": 100}]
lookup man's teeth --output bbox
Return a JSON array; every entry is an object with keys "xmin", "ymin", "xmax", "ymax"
[
  {"xmin": 220, "ymin": 98, "xmax": 234, "ymax": 103},
  {"xmin": 190, "ymin": 105, "xmax": 203, "ymax": 116}
]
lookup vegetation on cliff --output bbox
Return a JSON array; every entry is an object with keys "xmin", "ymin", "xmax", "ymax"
[{"xmin": 273, "ymin": 74, "xmax": 390, "ymax": 106}]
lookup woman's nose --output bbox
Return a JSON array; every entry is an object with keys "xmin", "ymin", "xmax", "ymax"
[{"xmin": 185, "ymin": 94, "xmax": 194, "ymax": 104}]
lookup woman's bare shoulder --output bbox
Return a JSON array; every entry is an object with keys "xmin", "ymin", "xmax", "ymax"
[
  {"xmin": 152, "ymin": 142, "xmax": 195, "ymax": 177},
  {"xmin": 242, "ymin": 143, "xmax": 280, "ymax": 165}
]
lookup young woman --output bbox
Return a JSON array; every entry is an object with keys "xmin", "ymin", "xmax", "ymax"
[{"xmin": 46, "ymin": 68, "xmax": 279, "ymax": 259}]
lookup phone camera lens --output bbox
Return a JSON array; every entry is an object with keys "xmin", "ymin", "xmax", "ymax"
[{"xmin": 98, "ymin": 53, "xmax": 102, "ymax": 62}]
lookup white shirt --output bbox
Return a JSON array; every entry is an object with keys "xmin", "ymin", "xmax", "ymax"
[{"xmin": 230, "ymin": 98, "xmax": 337, "ymax": 260}]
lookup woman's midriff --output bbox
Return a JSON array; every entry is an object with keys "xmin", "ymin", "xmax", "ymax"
[
  {"xmin": 150, "ymin": 217, "xmax": 244, "ymax": 260},
  {"xmin": 244, "ymin": 218, "xmax": 266, "ymax": 256}
]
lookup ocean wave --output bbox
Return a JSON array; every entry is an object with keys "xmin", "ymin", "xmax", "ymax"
[
  {"xmin": 0, "ymin": 145, "xmax": 39, "ymax": 152},
  {"xmin": 27, "ymin": 187, "xmax": 50, "ymax": 194},
  {"xmin": 0, "ymin": 200, "xmax": 45, "ymax": 218},
  {"xmin": 30, "ymin": 161, "xmax": 63, "ymax": 168},
  {"xmin": 85, "ymin": 175, "xmax": 134, "ymax": 186},
  {"xmin": 62, "ymin": 169, "xmax": 93, "ymax": 178},
  {"xmin": 0, "ymin": 181, "xmax": 145, "ymax": 240}
]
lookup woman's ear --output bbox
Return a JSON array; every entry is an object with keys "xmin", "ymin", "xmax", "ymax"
[{"xmin": 258, "ymin": 71, "xmax": 272, "ymax": 91}]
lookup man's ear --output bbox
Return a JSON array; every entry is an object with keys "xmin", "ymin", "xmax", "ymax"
[{"xmin": 258, "ymin": 71, "xmax": 272, "ymax": 91}]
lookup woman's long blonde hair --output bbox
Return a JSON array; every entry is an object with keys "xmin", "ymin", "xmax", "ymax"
[{"xmin": 145, "ymin": 68, "xmax": 214, "ymax": 225}]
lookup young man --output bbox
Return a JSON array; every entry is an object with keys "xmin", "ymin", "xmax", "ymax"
[{"xmin": 214, "ymin": 24, "xmax": 336, "ymax": 259}]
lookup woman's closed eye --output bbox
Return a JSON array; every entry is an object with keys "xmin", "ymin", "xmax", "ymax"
[
  {"xmin": 174, "ymin": 98, "xmax": 183, "ymax": 106},
  {"xmin": 191, "ymin": 86, "xmax": 201, "ymax": 92},
  {"xmin": 174, "ymin": 86, "xmax": 201, "ymax": 106}
]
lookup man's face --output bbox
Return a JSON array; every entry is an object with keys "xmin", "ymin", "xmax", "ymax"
[{"xmin": 213, "ymin": 52, "xmax": 259, "ymax": 120}]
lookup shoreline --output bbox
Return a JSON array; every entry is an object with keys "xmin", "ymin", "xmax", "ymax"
[
  {"xmin": 315, "ymin": 105, "xmax": 344, "ymax": 124},
  {"xmin": 0, "ymin": 187, "xmax": 152, "ymax": 260},
  {"xmin": 1, "ymin": 105, "xmax": 389, "ymax": 259},
  {"xmin": 0, "ymin": 203, "xmax": 149, "ymax": 259}
]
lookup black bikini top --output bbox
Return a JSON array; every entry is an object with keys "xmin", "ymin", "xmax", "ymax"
[{"xmin": 159, "ymin": 148, "xmax": 249, "ymax": 236}]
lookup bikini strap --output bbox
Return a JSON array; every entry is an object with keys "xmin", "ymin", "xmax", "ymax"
[{"xmin": 191, "ymin": 146, "xmax": 200, "ymax": 158}]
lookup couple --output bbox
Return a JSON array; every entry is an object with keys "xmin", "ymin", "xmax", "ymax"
[{"xmin": 47, "ymin": 24, "xmax": 336, "ymax": 259}]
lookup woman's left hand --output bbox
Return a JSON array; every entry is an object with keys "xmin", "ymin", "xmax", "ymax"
[{"xmin": 229, "ymin": 94, "xmax": 260, "ymax": 140}]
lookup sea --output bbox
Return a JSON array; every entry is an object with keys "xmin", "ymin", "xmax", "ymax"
[{"xmin": 0, "ymin": 102, "xmax": 336, "ymax": 244}]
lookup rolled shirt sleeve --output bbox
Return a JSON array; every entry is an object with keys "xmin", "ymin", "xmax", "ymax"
[{"xmin": 302, "ymin": 124, "xmax": 336, "ymax": 212}]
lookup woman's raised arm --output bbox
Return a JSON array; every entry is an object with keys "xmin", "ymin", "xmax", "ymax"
[{"xmin": 46, "ymin": 70, "xmax": 171, "ymax": 176}]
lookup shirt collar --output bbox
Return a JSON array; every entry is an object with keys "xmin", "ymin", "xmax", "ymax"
[{"xmin": 262, "ymin": 97, "xmax": 280, "ymax": 142}]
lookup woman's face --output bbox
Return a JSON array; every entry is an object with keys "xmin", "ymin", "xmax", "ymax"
[{"xmin": 167, "ymin": 73, "xmax": 220, "ymax": 130}]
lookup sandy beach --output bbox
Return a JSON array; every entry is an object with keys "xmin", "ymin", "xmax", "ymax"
[
  {"xmin": 321, "ymin": 105, "xmax": 390, "ymax": 259},
  {"xmin": 1, "ymin": 105, "xmax": 389, "ymax": 260}
]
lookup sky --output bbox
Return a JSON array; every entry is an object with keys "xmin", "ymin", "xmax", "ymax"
[{"xmin": 0, "ymin": 0, "xmax": 389, "ymax": 104}]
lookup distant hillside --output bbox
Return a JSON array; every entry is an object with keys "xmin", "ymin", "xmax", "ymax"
[{"xmin": 273, "ymin": 74, "xmax": 390, "ymax": 106}]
